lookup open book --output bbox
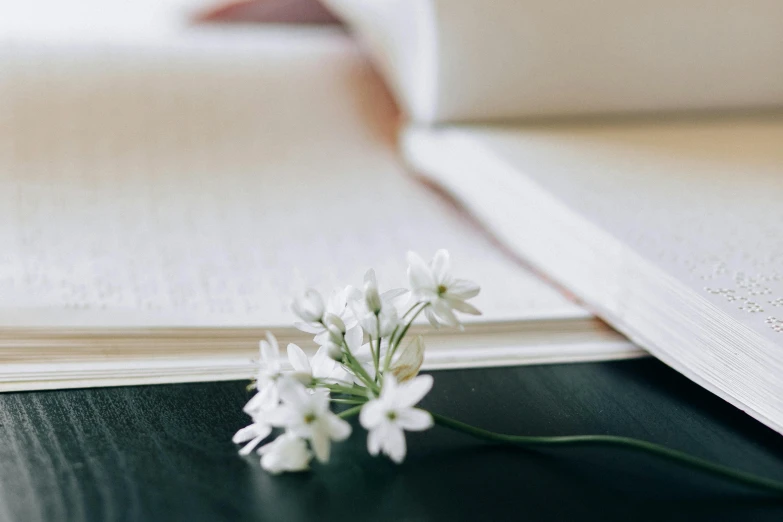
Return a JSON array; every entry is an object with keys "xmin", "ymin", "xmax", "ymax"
[
  {"xmin": 324, "ymin": 0, "xmax": 783, "ymax": 434},
  {"xmin": 0, "ymin": 27, "xmax": 640, "ymax": 391}
]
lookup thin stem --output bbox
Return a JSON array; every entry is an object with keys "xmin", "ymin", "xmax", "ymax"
[
  {"xmin": 342, "ymin": 346, "xmax": 378, "ymax": 394},
  {"xmin": 387, "ymin": 303, "xmax": 421, "ymax": 354},
  {"xmin": 383, "ymin": 303, "xmax": 430, "ymax": 372},
  {"xmin": 319, "ymin": 383, "xmax": 368, "ymax": 398},
  {"xmin": 433, "ymin": 413, "xmax": 783, "ymax": 496},
  {"xmin": 373, "ymin": 314, "xmax": 382, "ymax": 383},
  {"xmin": 330, "ymin": 398, "xmax": 367, "ymax": 405},
  {"xmin": 337, "ymin": 405, "xmax": 363, "ymax": 419}
]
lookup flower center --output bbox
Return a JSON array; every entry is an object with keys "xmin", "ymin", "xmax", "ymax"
[
  {"xmin": 304, "ymin": 413, "xmax": 317, "ymax": 424},
  {"xmin": 437, "ymin": 284, "xmax": 448, "ymax": 295},
  {"xmin": 386, "ymin": 411, "xmax": 398, "ymax": 421}
]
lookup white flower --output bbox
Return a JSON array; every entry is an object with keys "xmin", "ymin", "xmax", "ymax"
[
  {"xmin": 291, "ymin": 289, "xmax": 325, "ymax": 323},
  {"xmin": 251, "ymin": 332, "xmax": 285, "ymax": 409},
  {"xmin": 233, "ymin": 381, "xmax": 280, "ymax": 455},
  {"xmin": 268, "ymin": 379, "xmax": 352, "ymax": 463},
  {"xmin": 294, "ymin": 288, "xmax": 356, "ymax": 344},
  {"xmin": 360, "ymin": 374, "xmax": 434, "ymax": 463},
  {"xmin": 287, "ymin": 342, "xmax": 351, "ymax": 384},
  {"xmin": 407, "ymin": 250, "xmax": 481, "ymax": 327},
  {"xmin": 258, "ymin": 433, "xmax": 312, "ymax": 474},
  {"xmin": 347, "ymin": 269, "xmax": 406, "ymax": 338},
  {"xmin": 233, "ymin": 409, "xmax": 274, "ymax": 456}
]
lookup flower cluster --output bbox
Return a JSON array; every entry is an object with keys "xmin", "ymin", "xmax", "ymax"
[{"xmin": 233, "ymin": 250, "xmax": 481, "ymax": 473}]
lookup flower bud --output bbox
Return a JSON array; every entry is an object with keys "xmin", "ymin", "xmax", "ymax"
[
  {"xmin": 364, "ymin": 280, "xmax": 383, "ymax": 314},
  {"xmin": 323, "ymin": 313, "xmax": 346, "ymax": 334},
  {"xmin": 324, "ymin": 342, "xmax": 343, "ymax": 361},
  {"xmin": 292, "ymin": 289, "xmax": 324, "ymax": 323},
  {"xmin": 327, "ymin": 324, "xmax": 344, "ymax": 345},
  {"xmin": 390, "ymin": 336, "xmax": 425, "ymax": 382}
]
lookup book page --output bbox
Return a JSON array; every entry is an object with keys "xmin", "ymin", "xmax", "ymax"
[{"xmin": 0, "ymin": 29, "xmax": 585, "ymax": 328}]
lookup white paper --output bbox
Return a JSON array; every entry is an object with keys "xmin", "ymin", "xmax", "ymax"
[{"xmin": 0, "ymin": 28, "xmax": 585, "ymax": 329}]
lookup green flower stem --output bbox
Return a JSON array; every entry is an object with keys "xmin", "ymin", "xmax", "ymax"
[
  {"xmin": 384, "ymin": 302, "xmax": 429, "ymax": 372},
  {"xmin": 337, "ymin": 405, "xmax": 363, "ymax": 419},
  {"xmin": 330, "ymin": 398, "xmax": 367, "ymax": 405},
  {"xmin": 373, "ymin": 315, "xmax": 382, "ymax": 382},
  {"xmin": 387, "ymin": 303, "xmax": 421, "ymax": 351},
  {"xmin": 319, "ymin": 383, "xmax": 367, "ymax": 398},
  {"xmin": 342, "ymin": 347, "xmax": 379, "ymax": 394},
  {"xmin": 432, "ymin": 413, "xmax": 783, "ymax": 496}
]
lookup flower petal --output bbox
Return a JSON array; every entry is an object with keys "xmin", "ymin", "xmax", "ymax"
[
  {"xmin": 239, "ymin": 434, "xmax": 268, "ymax": 456},
  {"xmin": 359, "ymin": 399, "xmax": 384, "ymax": 429},
  {"xmin": 390, "ymin": 336, "xmax": 425, "ymax": 382},
  {"xmin": 396, "ymin": 374, "xmax": 433, "ymax": 408},
  {"xmin": 447, "ymin": 279, "xmax": 480, "ymax": 299},
  {"xmin": 233, "ymin": 423, "xmax": 266, "ymax": 444},
  {"xmin": 259, "ymin": 338, "xmax": 279, "ymax": 366},
  {"xmin": 313, "ymin": 330, "xmax": 330, "ymax": 345},
  {"xmin": 326, "ymin": 414, "xmax": 352, "ymax": 441},
  {"xmin": 277, "ymin": 378, "xmax": 310, "ymax": 409},
  {"xmin": 326, "ymin": 288, "xmax": 347, "ymax": 315},
  {"xmin": 310, "ymin": 425, "xmax": 332, "ymax": 463},
  {"xmin": 294, "ymin": 322, "xmax": 323, "ymax": 334},
  {"xmin": 287, "ymin": 343, "xmax": 311, "ymax": 374},
  {"xmin": 446, "ymin": 298, "xmax": 482, "ymax": 315},
  {"xmin": 344, "ymin": 325, "xmax": 364, "ymax": 353},
  {"xmin": 367, "ymin": 426, "xmax": 382, "ymax": 456},
  {"xmin": 383, "ymin": 424, "xmax": 407, "ymax": 463},
  {"xmin": 363, "ymin": 268, "xmax": 378, "ymax": 287},
  {"xmin": 381, "ymin": 288, "xmax": 408, "ymax": 302},
  {"xmin": 424, "ymin": 307, "xmax": 441, "ymax": 328},
  {"xmin": 396, "ymin": 408, "xmax": 433, "ymax": 431},
  {"xmin": 407, "ymin": 251, "xmax": 435, "ymax": 289},
  {"xmin": 244, "ymin": 383, "xmax": 278, "ymax": 414},
  {"xmin": 431, "ymin": 249, "xmax": 450, "ymax": 283},
  {"xmin": 431, "ymin": 300, "xmax": 460, "ymax": 327}
]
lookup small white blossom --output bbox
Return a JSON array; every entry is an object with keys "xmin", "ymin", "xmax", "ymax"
[
  {"xmin": 233, "ymin": 409, "xmax": 274, "ymax": 456},
  {"xmin": 233, "ymin": 381, "xmax": 280, "ymax": 455},
  {"xmin": 294, "ymin": 288, "xmax": 356, "ymax": 344},
  {"xmin": 360, "ymin": 374, "xmax": 434, "ymax": 463},
  {"xmin": 287, "ymin": 342, "xmax": 351, "ymax": 384},
  {"xmin": 251, "ymin": 332, "xmax": 285, "ymax": 409},
  {"xmin": 258, "ymin": 433, "xmax": 312, "ymax": 474},
  {"xmin": 407, "ymin": 250, "xmax": 481, "ymax": 327},
  {"xmin": 268, "ymin": 379, "xmax": 352, "ymax": 463},
  {"xmin": 291, "ymin": 289, "xmax": 325, "ymax": 323},
  {"xmin": 347, "ymin": 269, "xmax": 406, "ymax": 338}
]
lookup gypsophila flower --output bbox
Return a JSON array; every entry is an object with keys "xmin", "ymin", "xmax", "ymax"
[
  {"xmin": 347, "ymin": 269, "xmax": 406, "ymax": 338},
  {"xmin": 257, "ymin": 432, "xmax": 312, "ymax": 474},
  {"xmin": 268, "ymin": 379, "xmax": 352, "ymax": 463},
  {"xmin": 407, "ymin": 249, "xmax": 481, "ymax": 327},
  {"xmin": 360, "ymin": 374, "xmax": 434, "ymax": 463}
]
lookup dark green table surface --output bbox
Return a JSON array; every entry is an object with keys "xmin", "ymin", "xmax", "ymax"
[{"xmin": 0, "ymin": 358, "xmax": 782, "ymax": 522}]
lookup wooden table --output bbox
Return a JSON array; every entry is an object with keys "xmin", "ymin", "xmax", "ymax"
[{"xmin": 0, "ymin": 359, "xmax": 781, "ymax": 521}]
